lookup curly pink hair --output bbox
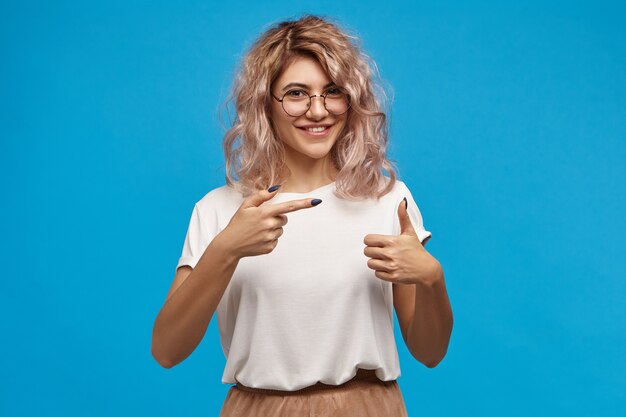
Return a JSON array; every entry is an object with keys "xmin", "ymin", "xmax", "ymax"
[{"xmin": 219, "ymin": 14, "xmax": 401, "ymax": 200}]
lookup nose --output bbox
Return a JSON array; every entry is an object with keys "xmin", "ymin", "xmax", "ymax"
[{"xmin": 305, "ymin": 95, "xmax": 329, "ymax": 119}]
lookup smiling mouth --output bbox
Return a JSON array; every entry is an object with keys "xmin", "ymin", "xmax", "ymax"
[{"xmin": 297, "ymin": 125, "xmax": 333, "ymax": 132}]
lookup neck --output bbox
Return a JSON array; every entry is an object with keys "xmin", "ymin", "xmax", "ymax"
[{"xmin": 281, "ymin": 154, "xmax": 338, "ymax": 194}]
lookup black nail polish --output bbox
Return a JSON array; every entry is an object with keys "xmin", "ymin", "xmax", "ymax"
[
  {"xmin": 268, "ymin": 184, "xmax": 281, "ymax": 192},
  {"xmin": 403, "ymin": 197, "xmax": 408, "ymax": 210},
  {"xmin": 311, "ymin": 199, "xmax": 322, "ymax": 206}
]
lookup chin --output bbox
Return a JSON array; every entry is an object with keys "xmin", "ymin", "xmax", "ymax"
[
  {"xmin": 300, "ymin": 145, "xmax": 335, "ymax": 159},
  {"xmin": 285, "ymin": 140, "xmax": 335, "ymax": 160}
]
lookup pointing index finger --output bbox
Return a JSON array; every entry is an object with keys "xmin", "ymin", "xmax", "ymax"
[{"xmin": 266, "ymin": 198, "xmax": 322, "ymax": 215}]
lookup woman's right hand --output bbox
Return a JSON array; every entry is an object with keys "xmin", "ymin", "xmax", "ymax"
[{"xmin": 219, "ymin": 185, "xmax": 322, "ymax": 259}]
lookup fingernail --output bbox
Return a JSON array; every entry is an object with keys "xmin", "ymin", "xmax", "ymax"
[
  {"xmin": 403, "ymin": 196, "xmax": 408, "ymax": 210},
  {"xmin": 311, "ymin": 199, "xmax": 322, "ymax": 206},
  {"xmin": 268, "ymin": 184, "xmax": 281, "ymax": 192}
]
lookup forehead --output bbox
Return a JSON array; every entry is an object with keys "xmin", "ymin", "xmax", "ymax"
[{"xmin": 276, "ymin": 55, "xmax": 332, "ymax": 86}]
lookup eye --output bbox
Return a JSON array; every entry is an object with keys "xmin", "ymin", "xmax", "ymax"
[
  {"xmin": 325, "ymin": 87, "xmax": 345, "ymax": 97},
  {"xmin": 286, "ymin": 89, "xmax": 306, "ymax": 97}
]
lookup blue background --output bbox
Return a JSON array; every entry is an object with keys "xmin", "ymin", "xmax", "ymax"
[{"xmin": 1, "ymin": 1, "xmax": 624, "ymax": 416}]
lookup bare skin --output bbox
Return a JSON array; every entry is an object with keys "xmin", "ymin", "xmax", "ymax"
[
  {"xmin": 153, "ymin": 54, "xmax": 452, "ymax": 369},
  {"xmin": 269, "ymin": 56, "xmax": 452, "ymax": 367},
  {"xmin": 269, "ymin": 55, "xmax": 347, "ymax": 193},
  {"xmin": 152, "ymin": 55, "xmax": 344, "ymax": 369},
  {"xmin": 151, "ymin": 187, "xmax": 322, "ymax": 368}
]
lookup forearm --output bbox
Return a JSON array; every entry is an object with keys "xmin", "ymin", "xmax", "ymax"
[
  {"xmin": 151, "ymin": 233, "xmax": 239, "ymax": 368},
  {"xmin": 407, "ymin": 262, "xmax": 453, "ymax": 367}
]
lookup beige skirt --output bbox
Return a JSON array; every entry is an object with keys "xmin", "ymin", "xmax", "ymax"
[{"xmin": 219, "ymin": 368, "xmax": 409, "ymax": 417}]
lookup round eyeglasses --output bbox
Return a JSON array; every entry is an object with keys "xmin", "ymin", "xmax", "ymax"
[{"xmin": 270, "ymin": 87, "xmax": 351, "ymax": 117}]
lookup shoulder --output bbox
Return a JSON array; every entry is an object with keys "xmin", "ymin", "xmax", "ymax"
[
  {"xmin": 392, "ymin": 178, "xmax": 408, "ymax": 192},
  {"xmin": 381, "ymin": 176, "xmax": 409, "ymax": 198},
  {"xmin": 391, "ymin": 178, "xmax": 426, "ymax": 201},
  {"xmin": 195, "ymin": 183, "xmax": 243, "ymax": 213}
]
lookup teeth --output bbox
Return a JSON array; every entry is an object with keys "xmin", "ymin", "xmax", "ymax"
[{"xmin": 305, "ymin": 126, "xmax": 327, "ymax": 132}]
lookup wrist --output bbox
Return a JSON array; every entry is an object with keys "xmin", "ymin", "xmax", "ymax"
[
  {"xmin": 415, "ymin": 260, "xmax": 443, "ymax": 289},
  {"xmin": 212, "ymin": 229, "xmax": 242, "ymax": 265}
]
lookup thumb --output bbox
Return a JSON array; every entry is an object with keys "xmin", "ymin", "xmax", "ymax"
[
  {"xmin": 398, "ymin": 197, "xmax": 417, "ymax": 236},
  {"xmin": 242, "ymin": 184, "xmax": 282, "ymax": 208}
]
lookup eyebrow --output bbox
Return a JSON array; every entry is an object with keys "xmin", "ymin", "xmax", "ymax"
[{"xmin": 281, "ymin": 82, "xmax": 337, "ymax": 92}]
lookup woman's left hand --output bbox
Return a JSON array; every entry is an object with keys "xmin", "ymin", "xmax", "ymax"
[{"xmin": 363, "ymin": 198, "xmax": 441, "ymax": 287}]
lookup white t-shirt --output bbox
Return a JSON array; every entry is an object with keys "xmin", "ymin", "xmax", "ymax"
[{"xmin": 176, "ymin": 178, "xmax": 432, "ymax": 391}]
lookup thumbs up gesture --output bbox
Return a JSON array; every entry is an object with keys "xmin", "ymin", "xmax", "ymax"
[{"xmin": 363, "ymin": 197, "xmax": 440, "ymax": 287}]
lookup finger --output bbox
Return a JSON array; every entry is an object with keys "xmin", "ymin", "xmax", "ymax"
[
  {"xmin": 274, "ymin": 213, "xmax": 288, "ymax": 227},
  {"xmin": 363, "ymin": 233, "xmax": 392, "ymax": 248},
  {"xmin": 263, "ymin": 232, "xmax": 280, "ymax": 245},
  {"xmin": 266, "ymin": 215, "xmax": 287, "ymax": 230},
  {"xmin": 363, "ymin": 245, "xmax": 389, "ymax": 260},
  {"xmin": 398, "ymin": 198, "xmax": 416, "ymax": 236},
  {"xmin": 366, "ymin": 258, "xmax": 392, "ymax": 273},
  {"xmin": 242, "ymin": 185, "xmax": 282, "ymax": 209},
  {"xmin": 374, "ymin": 270, "xmax": 395, "ymax": 282},
  {"xmin": 266, "ymin": 198, "xmax": 322, "ymax": 216}
]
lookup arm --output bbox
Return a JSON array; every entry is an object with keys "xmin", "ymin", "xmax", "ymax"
[
  {"xmin": 151, "ymin": 232, "xmax": 239, "ymax": 368},
  {"xmin": 406, "ymin": 260, "xmax": 453, "ymax": 368},
  {"xmin": 151, "ymin": 185, "xmax": 315, "ymax": 368}
]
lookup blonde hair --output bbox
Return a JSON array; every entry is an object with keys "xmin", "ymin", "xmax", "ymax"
[{"xmin": 219, "ymin": 14, "xmax": 400, "ymax": 200}]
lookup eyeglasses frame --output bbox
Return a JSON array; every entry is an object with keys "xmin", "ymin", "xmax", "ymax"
[{"xmin": 270, "ymin": 87, "xmax": 351, "ymax": 117}]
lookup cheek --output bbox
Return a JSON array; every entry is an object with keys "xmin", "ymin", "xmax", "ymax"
[
  {"xmin": 272, "ymin": 112, "xmax": 294, "ymax": 132},
  {"xmin": 269, "ymin": 113, "xmax": 288, "ymax": 135},
  {"xmin": 273, "ymin": 121, "xmax": 297, "ymax": 144},
  {"xmin": 278, "ymin": 121, "xmax": 295, "ymax": 137},
  {"xmin": 334, "ymin": 120, "xmax": 348, "ymax": 137}
]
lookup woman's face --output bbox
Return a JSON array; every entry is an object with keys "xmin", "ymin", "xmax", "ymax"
[{"xmin": 270, "ymin": 55, "xmax": 348, "ymax": 165}]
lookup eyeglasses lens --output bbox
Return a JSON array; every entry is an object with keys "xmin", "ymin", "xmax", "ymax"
[{"xmin": 282, "ymin": 90, "xmax": 350, "ymax": 117}]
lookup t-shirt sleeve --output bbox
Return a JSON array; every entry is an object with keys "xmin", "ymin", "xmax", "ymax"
[
  {"xmin": 176, "ymin": 202, "xmax": 215, "ymax": 270},
  {"xmin": 402, "ymin": 182, "xmax": 433, "ymax": 246}
]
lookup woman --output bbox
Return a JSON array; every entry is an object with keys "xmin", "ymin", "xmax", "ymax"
[{"xmin": 152, "ymin": 14, "xmax": 453, "ymax": 416}]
